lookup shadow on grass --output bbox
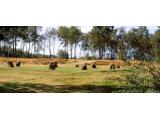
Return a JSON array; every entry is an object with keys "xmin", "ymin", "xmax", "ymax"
[{"xmin": 0, "ymin": 82, "xmax": 123, "ymax": 93}]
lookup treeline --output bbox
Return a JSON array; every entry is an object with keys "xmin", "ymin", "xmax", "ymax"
[{"xmin": 0, "ymin": 26, "xmax": 160, "ymax": 60}]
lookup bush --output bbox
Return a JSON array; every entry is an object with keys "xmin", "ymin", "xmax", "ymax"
[
  {"xmin": 125, "ymin": 74, "xmax": 150, "ymax": 92},
  {"xmin": 134, "ymin": 52, "xmax": 152, "ymax": 61},
  {"xmin": 57, "ymin": 49, "xmax": 69, "ymax": 59},
  {"xmin": 123, "ymin": 64, "xmax": 160, "ymax": 93}
]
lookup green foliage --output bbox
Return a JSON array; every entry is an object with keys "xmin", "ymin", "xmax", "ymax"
[
  {"xmin": 58, "ymin": 26, "xmax": 81, "ymax": 59},
  {"xmin": 134, "ymin": 52, "xmax": 147, "ymax": 61},
  {"xmin": 124, "ymin": 65, "xmax": 160, "ymax": 92},
  {"xmin": 68, "ymin": 26, "xmax": 81, "ymax": 59},
  {"xmin": 44, "ymin": 27, "xmax": 57, "ymax": 58},
  {"xmin": 125, "ymin": 74, "xmax": 150, "ymax": 92},
  {"xmin": 126, "ymin": 27, "xmax": 152, "ymax": 60},
  {"xmin": 117, "ymin": 27, "xmax": 127, "ymax": 60},
  {"xmin": 89, "ymin": 26, "xmax": 115, "ymax": 59},
  {"xmin": 151, "ymin": 29, "xmax": 160, "ymax": 58}
]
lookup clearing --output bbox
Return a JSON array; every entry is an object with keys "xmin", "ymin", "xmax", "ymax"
[{"xmin": 0, "ymin": 58, "xmax": 136, "ymax": 92}]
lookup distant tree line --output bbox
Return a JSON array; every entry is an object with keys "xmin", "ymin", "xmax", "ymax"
[{"xmin": 0, "ymin": 26, "xmax": 160, "ymax": 61}]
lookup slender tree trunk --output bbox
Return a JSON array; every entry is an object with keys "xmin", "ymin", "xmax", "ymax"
[
  {"xmin": 80, "ymin": 47, "xmax": 82, "ymax": 58},
  {"xmin": 70, "ymin": 44, "xmax": 73, "ymax": 59},
  {"xmin": 64, "ymin": 45, "xmax": 67, "ymax": 58},
  {"xmin": 7, "ymin": 43, "xmax": 10, "ymax": 57},
  {"xmin": 99, "ymin": 49, "xmax": 103, "ymax": 59},
  {"xmin": 21, "ymin": 40, "xmax": 23, "ymax": 57},
  {"xmin": 33, "ymin": 44, "xmax": 35, "ymax": 58},
  {"xmin": 13, "ymin": 38, "xmax": 15, "ymax": 57},
  {"xmin": 25, "ymin": 44, "xmax": 28, "ymax": 57},
  {"xmin": 91, "ymin": 44, "xmax": 94, "ymax": 60},
  {"xmin": 3, "ymin": 40, "xmax": 6, "ymax": 57},
  {"xmin": 21, "ymin": 41, "xmax": 23, "ymax": 51},
  {"xmin": 14, "ymin": 37, "xmax": 17, "ymax": 57},
  {"xmin": 49, "ymin": 38, "xmax": 52, "ymax": 58},
  {"xmin": 33, "ymin": 44, "xmax": 36, "ymax": 57},
  {"xmin": 22, "ymin": 42, "xmax": 25, "ymax": 54},
  {"xmin": 66, "ymin": 41, "xmax": 69, "ymax": 59},
  {"xmin": 0, "ymin": 40, "xmax": 2, "ymax": 56},
  {"xmin": 98, "ymin": 49, "xmax": 100, "ymax": 60},
  {"xmin": 43, "ymin": 41, "xmax": 45, "ymax": 58},
  {"xmin": 64, "ymin": 42, "xmax": 67, "ymax": 59},
  {"xmin": 67, "ymin": 44, "xmax": 69, "ymax": 59},
  {"xmin": 28, "ymin": 40, "xmax": 31, "ymax": 57},
  {"xmin": 74, "ymin": 43, "xmax": 77, "ymax": 59},
  {"xmin": 7, "ymin": 47, "xmax": 10, "ymax": 57},
  {"xmin": 52, "ymin": 39, "xmax": 55, "ymax": 57}
]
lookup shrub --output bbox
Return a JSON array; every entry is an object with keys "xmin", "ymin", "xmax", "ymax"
[
  {"xmin": 57, "ymin": 49, "xmax": 69, "ymax": 59},
  {"xmin": 123, "ymin": 64, "xmax": 160, "ymax": 93}
]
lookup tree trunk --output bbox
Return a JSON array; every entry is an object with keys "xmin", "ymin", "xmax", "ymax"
[
  {"xmin": 91, "ymin": 44, "xmax": 94, "ymax": 60},
  {"xmin": 13, "ymin": 38, "xmax": 15, "ymax": 57},
  {"xmin": 70, "ymin": 45, "xmax": 73, "ymax": 59},
  {"xmin": 21, "ymin": 41, "xmax": 23, "ymax": 51},
  {"xmin": 64, "ymin": 42, "xmax": 67, "ymax": 59},
  {"xmin": 7, "ymin": 45, "xmax": 10, "ymax": 57},
  {"xmin": 74, "ymin": 43, "xmax": 77, "ymax": 59},
  {"xmin": 28, "ymin": 40, "xmax": 31, "ymax": 57},
  {"xmin": 3, "ymin": 40, "xmax": 6, "ymax": 57},
  {"xmin": 43, "ymin": 41, "xmax": 45, "ymax": 58},
  {"xmin": 99, "ymin": 49, "xmax": 101, "ymax": 60},
  {"xmin": 0, "ymin": 40, "xmax": 2, "ymax": 56},
  {"xmin": 52, "ymin": 39, "xmax": 55, "ymax": 57},
  {"xmin": 79, "ymin": 47, "xmax": 82, "ymax": 58},
  {"xmin": 66, "ymin": 41, "xmax": 69, "ymax": 59},
  {"xmin": 14, "ymin": 37, "xmax": 17, "ymax": 57},
  {"xmin": 98, "ymin": 49, "xmax": 103, "ymax": 59},
  {"xmin": 49, "ymin": 38, "xmax": 52, "ymax": 58}
]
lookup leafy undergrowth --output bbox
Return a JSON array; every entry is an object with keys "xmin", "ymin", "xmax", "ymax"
[{"xmin": 121, "ymin": 64, "xmax": 160, "ymax": 93}]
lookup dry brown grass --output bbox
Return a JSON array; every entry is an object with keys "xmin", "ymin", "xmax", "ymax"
[
  {"xmin": 94, "ymin": 60, "xmax": 125, "ymax": 67},
  {"xmin": 0, "ymin": 57, "xmax": 68, "ymax": 65},
  {"xmin": 1, "ymin": 57, "xmax": 155, "ymax": 68}
]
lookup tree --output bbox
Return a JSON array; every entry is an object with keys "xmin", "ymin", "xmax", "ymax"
[
  {"xmin": 23, "ymin": 26, "xmax": 42, "ymax": 57},
  {"xmin": 81, "ymin": 33, "xmax": 91, "ymax": 57},
  {"xmin": 0, "ymin": 27, "xmax": 6, "ymax": 56},
  {"xmin": 68, "ymin": 26, "xmax": 81, "ymax": 59},
  {"xmin": 45, "ymin": 27, "xmax": 57, "ymax": 58},
  {"xmin": 116, "ymin": 27, "xmax": 127, "ymax": 60},
  {"xmin": 89, "ymin": 26, "xmax": 114, "ymax": 59},
  {"xmin": 0, "ymin": 32, "xmax": 5, "ymax": 56},
  {"xmin": 0, "ymin": 26, "xmax": 28, "ymax": 57},
  {"xmin": 126, "ymin": 26, "xmax": 151, "ymax": 60},
  {"xmin": 57, "ymin": 26, "xmax": 70, "ymax": 59},
  {"xmin": 151, "ymin": 27, "xmax": 160, "ymax": 59},
  {"xmin": 9, "ymin": 27, "xmax": 28, "ymax": 57},
  {"xmin": 57, "ymin": 49, "xmax": 69, "ymax": 58}
]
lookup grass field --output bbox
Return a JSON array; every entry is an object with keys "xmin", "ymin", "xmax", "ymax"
[{"xmin": 0, "ymin": 58, "xmax": 142, "ymax": 93}]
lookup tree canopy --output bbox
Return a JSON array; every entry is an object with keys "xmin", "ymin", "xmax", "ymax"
[{"xmin": 0, "ymin": 26, "xmax": 159, "ymax": 61}]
